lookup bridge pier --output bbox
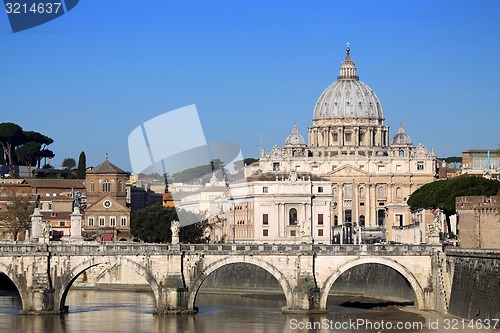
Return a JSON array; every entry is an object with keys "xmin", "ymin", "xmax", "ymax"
[
  {"xmin": 155, "ymin": 287, "xmax": 196, "ymax": 315},
  {"xmin": 20, "ymin": 272, "xmax": 60, "ymax": 315},
  {"xmin": 282, "ymin": 274, "xmax": 327, "ymax": 314}
]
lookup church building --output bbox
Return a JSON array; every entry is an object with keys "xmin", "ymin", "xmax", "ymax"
[
  {"xmin": 83, "ymin": 157, "xmax": 130, "ymax": 241},
  {"xmin": 229, "ymin": 46, "xmax": 437, "ymax": 244}
]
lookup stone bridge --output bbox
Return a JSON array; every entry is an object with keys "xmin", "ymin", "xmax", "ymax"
[{"xmin": 0, "ymin": 242, "xmax": 447, "ymax": 315}]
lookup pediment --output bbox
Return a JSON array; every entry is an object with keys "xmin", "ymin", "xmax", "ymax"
[
  {"xmin": 85, "ymin": 196, "xmax": 129, "ymax": 213},
  {"xmin": 324, "ymin": 164, "xmax": 370, "ymax": 178}
]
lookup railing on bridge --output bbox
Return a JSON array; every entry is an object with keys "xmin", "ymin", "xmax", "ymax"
[{"xmin": 0, "ymin": 241, "xmax": 439, "ymax": 256}]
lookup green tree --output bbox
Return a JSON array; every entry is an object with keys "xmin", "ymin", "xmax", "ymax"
[
  {"xmin": 0, "ymin": 192, "xmax": 34, "ymax": 241},
  {"xmin": 131, "ymin": 204, "xmax": 208, "ymax": 243},
  {"xmin": 407, "ymin": 176, "xmax": 500, "ymax": 235},
  {"xmin": 23, "ymin": 131, "xmax": 54, "ymax": 169},
  {"xmin": 15, "ymin": 141, "xmax": 42, "ymax": 177},
  {"xmin": 39, "ymin": 149, "xmax": 55, "ymax": 168},
  {"xmin": 0, "ymin": 123, "xmax": 25, "ymax": 177},
  {"xmin": 62, "ymin": 157, "xmax": 76, "ymax": 170},
  {"xmin": 77, "ymin": 152, "xmax": 86, "ymax": 179}
]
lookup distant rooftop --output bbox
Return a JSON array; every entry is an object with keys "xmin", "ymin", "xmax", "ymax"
[{"xmin": 87, "ymin": 158, "xmax": 128, "ymax": 174}]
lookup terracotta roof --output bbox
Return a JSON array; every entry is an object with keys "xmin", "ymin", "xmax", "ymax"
[
  {"xmin": 87, "ymin": 159, "xmax": 127, "ymax": 174},
  {"xmin": 25, "ymin": 179, "xmax": 85, "ymax": 189}
]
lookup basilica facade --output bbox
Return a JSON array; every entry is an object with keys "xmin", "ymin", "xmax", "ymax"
[{"xmin": 227, "ymin": 46, "xmax": 437, "ymax": 244}]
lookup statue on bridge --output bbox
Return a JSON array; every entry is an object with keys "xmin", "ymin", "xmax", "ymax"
[
  {"xmin": 171, "ymin": 220, "xmax": 180, "ymax": 244},
  {"xmin": 39, "ymin": 219, "xmax": 52, "ymax": 243},
  {"xmin": 34, "ymin": 195, "xmax": 41, "ymax": 209},
  {"xmin": 428, "ymin": 209, "xmax": 442, "ymax": 244},
  {"xmin": 300, "ymin": 219, "xmax": 312, "ymax": 243},
  {"xmin": 73, "ymin": 193, "xmax": 81, "ymax": 210}
]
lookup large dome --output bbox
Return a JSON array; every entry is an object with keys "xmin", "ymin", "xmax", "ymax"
[{"xmin": 313, "ymin": 46, "xmax": 384, "ymax": 122}]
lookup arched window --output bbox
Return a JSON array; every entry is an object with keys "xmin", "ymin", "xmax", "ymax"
[
  {"xmin": 396, "ymin": 187, "xmax": 402, "ymax": 198},
  {"xmin": 359, "ymin": 215, "xmax": 365, "ymax": 227},
  {"xmin": 399, "ymin": 150, "xmax": 405, "ymax": 156},
  {"xmin": 118, "ymin": 181, "xmax": 123, "ymax": 192},
  {"xmin": 102, "ymin": 180, "xmax": 110, "ymax": 192},
  {"xmin": 289, "ymin": 208, "xmax": 298, "ymax": 225},
  {"xmin": 359, "ymin": 187, "xmax": 365, "ymax": 199},
  {"xmin": 292, "ymin": 150, "xmax": 297, "ymax": 157}
]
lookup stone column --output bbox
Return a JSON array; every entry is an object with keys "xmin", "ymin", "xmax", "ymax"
[
  {"xmin": 353, "ymin": 183, "xmax": 358, "ymax": 244},
  {"xmin": 366, "ymin": 184, "xmax": 371, "ymax": 227},
  {"xmin": 338, "ymin": 183, "xmax": 343, "ymax": 244},
  {"xmin": 277, "ymin": 203, "xmax": 281, "ymax": 240},
  {"xmin": 30, "ymin": 208, "xmax": 43, "ymax": 240},
  {"xmin": 70, "ymin": 207, "xmax": 83, "ymax": 242}
]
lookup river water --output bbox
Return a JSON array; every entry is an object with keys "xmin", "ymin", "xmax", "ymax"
[{"xmin": 0, "ymin": 289, "xmax": 486, "ymax": 333}]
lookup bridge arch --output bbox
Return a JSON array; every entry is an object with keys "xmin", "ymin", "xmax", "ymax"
[
  {"xmin": 0, "ymin": 262, "xmax": 27, "ymax": 311},
  {"xmin": 187, "ymin": 256, "xmax": 293, "ymax": 310},
  {"xmin": 319, "ymin": 257, "xmax": 425, "ymax": 310},
  {"xmin": 57, "ymin": 257, "xmax": 161, "ymax": 312}
]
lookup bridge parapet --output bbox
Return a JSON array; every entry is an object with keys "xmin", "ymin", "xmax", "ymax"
[
  {"xmin": 0, "ymin": 242, "xmax": 440, "ymax": 256},
  {"xmin": 313, "ymin": 244, "xmax": 439, "ymax": 256}
]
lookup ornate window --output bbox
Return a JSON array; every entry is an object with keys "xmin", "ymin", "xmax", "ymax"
[
  {"xmin": 88, "ymin": 216, "xmax": 94, "ymax": 226},
  {"xmin": 359, "ymin": 187, "xmax": 365, "ymax": 199},
  {"xmin": 120, "ymin": 216, "xmax": 127, "ymax": 226},
  {"xmin": 289, "ymin": 208, "xmax": 298, "ymax": 225},
  {"xmin": 378, "ymin": 186, "xmax": 385, "ymax": 198},
  {"xmin": 359, "ymin": 215, "xmax": 365, "ymax": 227},
  {"xmin": 377, "ymin": 210, "xmax": 385, "ymax": 226},
  {"xmin": 396, "ymin": 187, "xmax": 402, "ymax": 198},
  {"xmin": 102, "ymin": 180, "xmax": 111, "ymax": 192}
]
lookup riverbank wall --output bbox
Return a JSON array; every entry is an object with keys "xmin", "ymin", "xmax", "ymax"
[{"xmin": 446, "ymin": 248, "xmax": 500, "ymax": 321}]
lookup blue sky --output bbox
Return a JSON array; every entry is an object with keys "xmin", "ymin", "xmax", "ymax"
[{"xmin": 1, "ymin": 0, "xmax": 499, "ymax": 171}]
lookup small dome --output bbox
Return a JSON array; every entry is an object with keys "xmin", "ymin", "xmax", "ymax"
[
  {"xmin": 313, "ymin": 45, "xmax": 384, "ymax": 121},
  {"xmin": 392, "ymin": 123, "xmax": 412, "ymax": 145},
  {"xmin": 285, "ymin": 123, "xmax": 306, "ymax": 146}
]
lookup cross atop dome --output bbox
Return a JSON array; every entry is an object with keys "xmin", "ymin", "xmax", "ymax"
[{"xmin": 339, "ymin": 43, "xmax": 358, "ymax": 80}]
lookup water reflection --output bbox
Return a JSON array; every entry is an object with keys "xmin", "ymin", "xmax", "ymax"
[{"xmin": 0, "ymin": 289, "xmax": 429, "ymax": 333}]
